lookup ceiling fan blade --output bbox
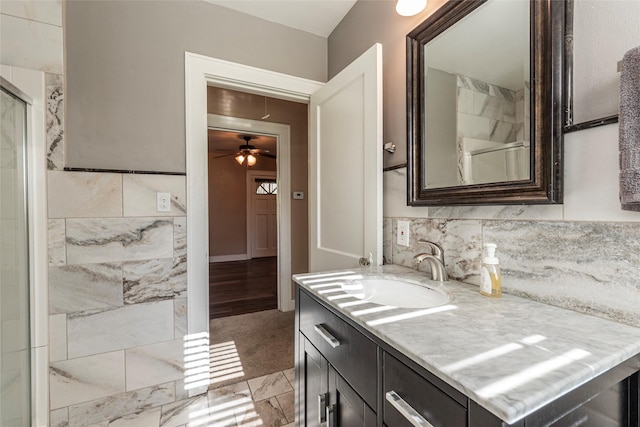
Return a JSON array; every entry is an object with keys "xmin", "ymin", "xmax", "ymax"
[
  {"xmin": 250, "ymin": 148, "xmax": 270, "ymax": 154},
  {"xmin": 260, "ymin": 153, "xmax": 277, "ymax": 159},
  {"xmin": 212, "ymin": 153, "xmax": 236, "ymax": 159},
  {"xmin": 210, "ymin": 149, "xmax": 237, "ymax": 154}
]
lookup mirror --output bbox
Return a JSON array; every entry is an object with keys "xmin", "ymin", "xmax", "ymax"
[{"xmin": 407, "ymin": 0, "xmax": 569, "ymax": 206}]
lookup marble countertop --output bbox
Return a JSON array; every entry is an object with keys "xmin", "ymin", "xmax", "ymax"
[{"xmin": 293, "ymin": 265, "xmax": 640, "ymax": 424}]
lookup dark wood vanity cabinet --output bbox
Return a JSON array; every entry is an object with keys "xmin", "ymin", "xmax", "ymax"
[
  {"xmin": 297, "ymin": 290, "xmax": 377, "ymax": 426},
  {"xmin": 299, "ymin": 338, "xmax": 376, "ymax": 427},
  {"xmin": 295, "ymin": 286, "xmax": 640, "ymax": 427}
]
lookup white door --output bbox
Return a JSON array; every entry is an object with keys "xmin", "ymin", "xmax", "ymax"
[
  {"xmin": 309, "ymin": 43, "xmax": 383, "ymax": 272},
  {"xmin": 248, "ymin": 173, "xmax": 278, "ymax": 258}
]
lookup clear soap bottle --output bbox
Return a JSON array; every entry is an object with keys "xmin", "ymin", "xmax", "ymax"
[{"xmin": 480, "ymin": 243, "xmax": 502, "ymax": 298}]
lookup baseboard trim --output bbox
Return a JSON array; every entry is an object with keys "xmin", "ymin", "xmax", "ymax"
[
  {"xmin": 209, "ymin": 254, "xmax": 249, "ymax": 263},
  {"xmin": 282, "ymin": 299, "xmax": 296, "ymax": 312}
]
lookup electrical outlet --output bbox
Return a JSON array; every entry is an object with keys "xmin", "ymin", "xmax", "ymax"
[
  {"xmin": 397, "ymin": 220, "xmax": 410, "ymax": 246},
  {"xmin": 156, "ymin": 192, "xmax": 171, "ymax": 212}
]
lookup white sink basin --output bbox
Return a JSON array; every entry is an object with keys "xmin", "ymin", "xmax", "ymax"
[{"xmin": 340, "ymin": 278, "xmax": 450, "ymax": 308}]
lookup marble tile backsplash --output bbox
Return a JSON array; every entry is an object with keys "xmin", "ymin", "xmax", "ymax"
[
  {"xmin": 47, "ymin": 171, "xmax": 123, "ymax": 218},
  {"xmin": 47, "ymin": 169, "xmax": 188, "ymax": 422},
  {"xmin": 387, "ymin": 217, "xmax": 640, "ymax": 327},
  {"xmin": 65, "ymin": 217, "xmax": 175, "ymax": 264},
  {"xmin": 484, "ymin": 220, "xmax": 640, "ymax": 327},
  {"xmin": 392, "ymin": 218, "xmax": 482, "ymax": 286}
]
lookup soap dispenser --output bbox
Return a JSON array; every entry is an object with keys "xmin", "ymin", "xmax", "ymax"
[{"xmin": 480, "ymin": 243, "xmax": 502, "ymax": 298}]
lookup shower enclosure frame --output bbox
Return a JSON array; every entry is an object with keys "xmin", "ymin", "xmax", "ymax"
[{"xmin": 1, "ymin": 72, "xmax": 50, "ymax": 427}]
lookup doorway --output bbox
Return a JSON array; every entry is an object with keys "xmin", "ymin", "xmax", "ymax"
[
  {"xmin": 205, "ymin": 111, "xmax": 297, "ymax": 319},
  {"xmin": 207, "ymin": 128, "xmax": 279, "ymax": 318},
  {"xmin": 185, "ymin": 52, "xmax": 322, "ymax": 335},
  {"xmin": 203, "ymin": 94, "xmax": 302, "ymax": 418}
]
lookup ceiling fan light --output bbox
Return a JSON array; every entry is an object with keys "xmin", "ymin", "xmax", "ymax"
[
  {"xmin": 396, "ymin": 0, "xmax": 426, "ymax": 16},
  {"xmin": 247, "ymin": 154, "xmax": 257, "ymax": 166},
  {"xmin": 235, "ymin": 154, "xmax": 245, "ymax": 165}
]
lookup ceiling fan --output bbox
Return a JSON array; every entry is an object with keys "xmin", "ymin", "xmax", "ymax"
[{"xmin": 213, "ymin": 135, "xmax": 276, "ymax": 166}]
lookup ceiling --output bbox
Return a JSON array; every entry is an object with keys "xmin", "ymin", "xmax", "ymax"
[
  {"xmin": 203, "ymin": 0, "xmax": 357, "ymax": 37},
  {"xmin": 425, "ymin": 0, "xmax": 529, "ymax": 91}
]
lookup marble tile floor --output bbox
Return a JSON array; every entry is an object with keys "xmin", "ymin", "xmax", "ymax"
[{"xmin": 88, "ymin": 368, "xmax": 295, "ymax": 427}]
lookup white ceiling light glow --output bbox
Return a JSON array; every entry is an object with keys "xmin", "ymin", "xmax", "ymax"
[{"xmin": 396, "ymin": 0, "xmax": 427, "ymax": 16}]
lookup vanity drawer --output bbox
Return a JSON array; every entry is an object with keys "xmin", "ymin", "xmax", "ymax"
[
  {"xmin": 298, "ymin": 290, "xmax": 378, "ymax": 410},
  {"xmin": 384, "ymin": 352, "xmax": 467, "ymax": 427}
]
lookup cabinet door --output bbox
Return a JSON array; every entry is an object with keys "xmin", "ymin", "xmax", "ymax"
[
  {"xmin": 300, "ymin": 337, "xmax": 329, "ymax": 426},
  {"xmin": 548, "ymin": 380, "xmax": 630, "ymax": 427},
  {"xmin": 328, "ymin": 366, "xmax": 376, "ymax": 427}
]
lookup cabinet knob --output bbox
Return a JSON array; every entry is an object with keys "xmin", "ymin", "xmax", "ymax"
[{"xmin": 386, "ymin": 390, "xmax": 434, "ymax": 427}]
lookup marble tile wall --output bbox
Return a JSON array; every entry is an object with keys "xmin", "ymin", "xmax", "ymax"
[
  {"xmin": 483, "ymin": 221, "xmax": 640, "ymax": 327},
  {"xmin": 0, "ymin": 1, "xmax": 64, "ymax": 74},
  {"xmin": 46, "ymin": 73, "xmax": 64, "ymax": 170},
  {"xmin": 456, "ymin": 74, "xmax": 518, "ymax": 144},
  {"xmin": 47, "ymin": 171, "xmax": 189, "ymax": 422},
  {"xmin": 386, "ymin": 216, "xmax": 640, "ymax": 327}
]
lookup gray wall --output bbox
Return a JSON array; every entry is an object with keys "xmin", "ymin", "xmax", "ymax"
[
  {"xmin": 572, "ymin": 0, "xmax": 640, "ymax": 123},
  {"xmin": 65, "ymin": 0, "xmax": 327, "ymax": 173},
  {"xmin": 425, "ymin": 68, "xmax": 457, "ymax": 187},
  {"xmin": 328, "ymin": 0, "xmax": 448, "ymax": 168}
]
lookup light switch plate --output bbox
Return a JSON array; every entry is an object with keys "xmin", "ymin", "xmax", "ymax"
[
  {"xmin": 293, "ymin": 191, "xmax": 304, "ymax": 200},
  {"xmin": 397, "ymin": 220, "xmax": 410, "ymax": 246}
]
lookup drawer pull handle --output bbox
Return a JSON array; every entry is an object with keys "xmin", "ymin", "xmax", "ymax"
[
  {"xmin": 313, "ymin": 324, "xmax": 340, "ymax": 348},
  {"xmin": 386, "ymin": 391, "xmax": 434, "ymax": 427}
]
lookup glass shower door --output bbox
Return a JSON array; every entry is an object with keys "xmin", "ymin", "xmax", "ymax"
[{"xmin": 0, "ymin": 83, "xmax": 32, "ymax": 426}]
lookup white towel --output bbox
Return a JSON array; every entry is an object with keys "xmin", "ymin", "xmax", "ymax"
[{"xmin": 619, "ymin": 45, "xmax": 640, "ymax": 212}]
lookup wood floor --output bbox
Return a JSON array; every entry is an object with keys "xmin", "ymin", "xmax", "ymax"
[{"xmin": 209, "ymin": 257, "xmax": 278, "ymax": 319}]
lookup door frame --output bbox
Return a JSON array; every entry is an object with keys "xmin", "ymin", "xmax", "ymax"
[
  {"xmin": 246, "ymin": 170, "xmax": 278, "ymax": 259},
  {"xmin": 185, "ymin": 52, "xmax": 323, "ymax": 335}
]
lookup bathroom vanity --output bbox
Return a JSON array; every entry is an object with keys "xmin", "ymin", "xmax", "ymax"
[{"xmin": 293, "ymin": 265, "xmax": 640, "ymax": 426}]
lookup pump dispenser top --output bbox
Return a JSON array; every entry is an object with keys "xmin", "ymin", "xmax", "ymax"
[{"xmin": 484, "ymin": 243, "xmax": 498, "ymax": 265}]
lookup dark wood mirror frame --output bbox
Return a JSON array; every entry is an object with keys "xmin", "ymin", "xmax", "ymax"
[{"xmin": 407, "ymin": 0, "xmax": 572, "ymax": 206}]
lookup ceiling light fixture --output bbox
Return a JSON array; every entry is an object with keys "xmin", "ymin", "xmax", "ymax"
[
  {"xmin": 396, "ymin": 0, "xmax": 427, "ymax": 16},
  {"xmin": 235, "ymin": 154, "xmax": 245, "ymax": 165},
  {"xmin": 246, "ymin": 154, "xmax": 257, "ymax": 166}
]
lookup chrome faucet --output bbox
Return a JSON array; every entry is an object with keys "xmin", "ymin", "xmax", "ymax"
[
  {"xmin": 413, "ymin": 241, "xmax": 448, "ymax": 281},
  {"xmin": 418, "ymin": 240, "xmax": 444, "ymax": 264}
]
